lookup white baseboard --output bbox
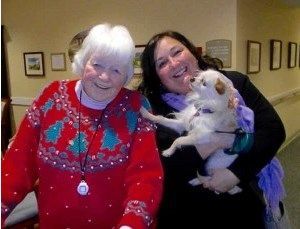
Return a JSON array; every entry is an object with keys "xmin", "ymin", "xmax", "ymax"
[{"xmin": 11, "ymin": 97, "xmax": 34, "ymax": 106}]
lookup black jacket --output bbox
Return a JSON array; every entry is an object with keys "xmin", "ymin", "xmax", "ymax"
[{"xmin": 149, "ymin": 71, "xmax": 286, "ymax": 229}]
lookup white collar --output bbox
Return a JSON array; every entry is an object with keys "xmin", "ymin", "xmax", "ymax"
[{"xmin": 75, "ymin": 80, "xmax": 113, "ymax": 110}]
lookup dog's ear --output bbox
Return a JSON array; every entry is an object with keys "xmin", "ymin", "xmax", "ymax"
[{"xmin": 215, "ymin": 78, "xmax": 226, "ymax": 95}]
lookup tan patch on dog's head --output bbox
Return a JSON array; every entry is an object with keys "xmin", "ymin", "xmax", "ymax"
[
  {"xmin": 228, "ymin": 97, "xmax": 235, "ymax": 109},
  {"xmin": 215, "ymin": 78, "xmax": 226, "ymax": 95}
]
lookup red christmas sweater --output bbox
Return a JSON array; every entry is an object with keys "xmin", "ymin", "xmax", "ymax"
[{"xmin": 1, "ymin": 80, "xmax": 163, "ymax": 229}]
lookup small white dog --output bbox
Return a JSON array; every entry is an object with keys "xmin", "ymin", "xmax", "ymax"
[{"xmin": 140, "ymin": 69, "xmax": 252, "ymax": 194}]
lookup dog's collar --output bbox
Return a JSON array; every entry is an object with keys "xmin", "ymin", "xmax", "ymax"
[
  {"xmin": 215, "ymin": 128, "xmax": 245, "ymax": 135},
  {"xmin": 194, "ymin": 107, "xmax": 214, "ymax": 117},
  {"xmin": 202, "ymin": 108, "xmax": 214, "ymax": 113}
]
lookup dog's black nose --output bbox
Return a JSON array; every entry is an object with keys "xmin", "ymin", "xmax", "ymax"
[{"xmin": 190, "ymin": 78, "xmax": 195, "ymax": 82}]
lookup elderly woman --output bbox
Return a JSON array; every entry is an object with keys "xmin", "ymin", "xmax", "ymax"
[{"xmin": 1, "ymin": 24, "xmax": 163, "ymax": 229}]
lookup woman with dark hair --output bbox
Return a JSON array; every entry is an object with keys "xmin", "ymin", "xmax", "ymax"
[{"xmin": 140, "ymin": 31, "xmax": 286, "ymax": 228}]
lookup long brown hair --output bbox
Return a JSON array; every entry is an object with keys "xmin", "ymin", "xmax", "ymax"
[{"xmin": 139, "ymin": 31, "xmax": 221, "ymax": 107}]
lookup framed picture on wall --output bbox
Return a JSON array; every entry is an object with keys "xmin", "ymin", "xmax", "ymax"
[
  {"xmin": 196, "ymin": 47, "xmax": 202, "ymax": 55},
  {"xmin": 206, "ymin": 39, "xmax": 232, "ymax": 68},
  {"xmin": 134, "ymin": 45, "xmax": 145, "ymax": 74},
  {"xmin": 247, "ymin": 40, "xmax": 261, "ymax": 74},
  {"xmin": 51, "ymin": 53, "xmax": 66, "ymax": 71},
  {"xmin": 23, "ymin": 52, "xmax": 45, "ymax": 76},
  {"xmin": 288, "ymin": 42, "xmax": 297, "ymax": 68},
  {"xmin": 68, "ymin": 28, "xmax": 90, "ymax": 63},
  {"xmin": 270, "ymin": 39, "xmax": 282, "ymax": 70}
]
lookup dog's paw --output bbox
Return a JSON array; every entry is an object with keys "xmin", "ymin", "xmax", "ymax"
[
  {"xmin": 196, "ymin": 174, "xmax": 211, "ymax": 184},
  {"xmin": 162, "ymin": 149, "xmax": 173, "ymax": 157},
  {"xmin": 140, "ymin": 106, "xmax": 150, "ymax": 117},
  {"xmin": 188, "ymin": 178, "xmax": 201, "ymax": 186},
  {"xmin": 228, "ymin": 186, "xmax": 242, "ymax": 195},
  {"xmin": 140, "ymin": 107, "xmax": 156, "ymax": 121}
]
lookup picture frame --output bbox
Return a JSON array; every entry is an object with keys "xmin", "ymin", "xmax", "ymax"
[
  {"xmin": 247, "ymin": 40, "xmax": 261, "ymax": 74},
  {"xmin": 68, "ymin": 28, "xmax": 90, "ymax": 62},
  {"xmin": 270, "ymin": 39, "xmax": 282, "ymax": 70},
  {"xmin": 134, "ymin": 45, "xmax": 146, "ymax": 74},
  {"xmin": 51, "ymin": 53, "xmax": 66, "ymax": 71},
  {"xmin": 196, "ymin": 47, "xmax": 202, "ymax": 55},
  {"xmin": 206, "ymin": 39, "xmax": 232, "ymax": 68},
  {"xmin": 288, "ymin": 42, "xmax": 297, "ymax": 68},
  {"xmin": 23, "ymin": 52, "xmax": 45, "ymax": 76}
]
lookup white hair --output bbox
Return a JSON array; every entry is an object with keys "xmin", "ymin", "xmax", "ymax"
[{"xmin": 72, "ymin": 23, "xmax": 135, "ymax": 84}]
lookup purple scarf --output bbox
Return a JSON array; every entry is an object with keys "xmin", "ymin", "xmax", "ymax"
[
  {"xmin": 161, "ymin": 93, "xmax": 188, "ymax": 111},
  {"xmin": 162, "ymin": 92, "xmax": 285, "ymax": 211}
]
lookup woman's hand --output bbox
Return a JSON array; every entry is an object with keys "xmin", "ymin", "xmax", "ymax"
[{"xmin": 202, "ymin": 168, "xmax": 240, "ymax": 193}]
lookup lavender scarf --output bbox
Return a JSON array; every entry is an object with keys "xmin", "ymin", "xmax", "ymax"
[{"xmin": 162, "ymin": 92, "xmax": 285, "ymax": 211}]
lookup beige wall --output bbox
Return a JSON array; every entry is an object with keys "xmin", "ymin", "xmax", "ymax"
[
  {"xmin": 236, "ymin": 0, "xmax": 300, "ymax": 139},
  {"xmin": 2, "ymin": 0, "xmax": 300, "ymax": 139}
]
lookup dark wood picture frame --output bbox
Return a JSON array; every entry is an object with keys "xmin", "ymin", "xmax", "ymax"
[
  {"xmin": 23, "ymin": 52, "xmax": 45, "ymax": 76},
  {"xmin": 288, "ymin": 42, "xmax": 297, "ymax": 68},
  {"xmin": 196, "ymin": 47, "xmax": 202, "ymax": 55},
  {"xmin": 247, "ymin": 40, "xmax": 261, "ymax": 74},
  {"xmin": 270, "ymin": 39, "xmax": 282, "ymax": 70}
]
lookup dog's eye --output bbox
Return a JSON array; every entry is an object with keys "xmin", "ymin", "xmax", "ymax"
[{"xmin": 201, "ymin": 79, "xmax": 206, "ymax": 86}]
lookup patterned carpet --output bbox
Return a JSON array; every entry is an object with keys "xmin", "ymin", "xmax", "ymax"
[{"xmin": 277, "ymin": 134, "xmax": 300, "ymax": 229}]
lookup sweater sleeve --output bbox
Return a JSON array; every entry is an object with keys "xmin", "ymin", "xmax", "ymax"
[
  {"xmin": 117, "ymin": 96, "xmax": 164, "ymax": 229},
  {"xmin": 1, "ymin": 110, "xmax": 41, "ymax": 223},
  {"xmin": 1, "ymin": 82, "xmax": 56, "ymax": 222},
  {"xmin": 227, "ymin": 72, "xmax": 286, "ymax": 182}
]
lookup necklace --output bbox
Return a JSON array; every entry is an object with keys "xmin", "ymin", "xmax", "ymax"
[{"xmin": 76, "ymin": 90, "xmax": 103, "ymax": 196}]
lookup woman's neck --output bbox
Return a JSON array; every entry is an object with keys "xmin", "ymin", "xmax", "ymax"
[{"xmin": 75, "ymin": 80, "xmax": 112, "ymax": 110}]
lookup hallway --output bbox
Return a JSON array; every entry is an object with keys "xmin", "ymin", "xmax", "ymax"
[{"xmin": 278, "ymin": 134, "xmax": 300, "ymax": 229}]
